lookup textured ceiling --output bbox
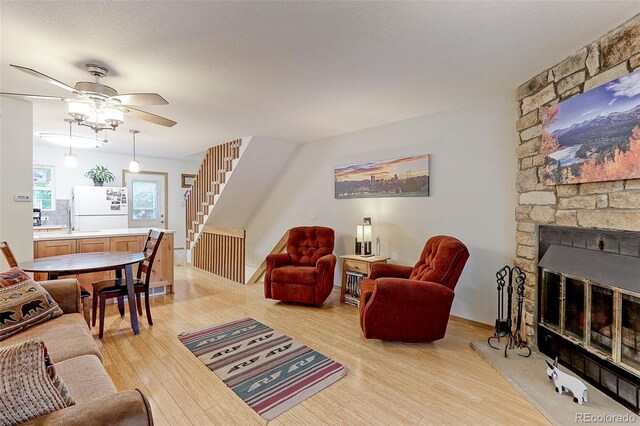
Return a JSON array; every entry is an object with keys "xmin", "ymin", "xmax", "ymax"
[{"xmin": 2, "ymin": 1, "xmax": 639, "ymax": 159}]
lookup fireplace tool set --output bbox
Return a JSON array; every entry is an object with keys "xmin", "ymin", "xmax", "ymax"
[{"xmin": 488, "ymin": 265, "xmax": 531, "ymax": 358}]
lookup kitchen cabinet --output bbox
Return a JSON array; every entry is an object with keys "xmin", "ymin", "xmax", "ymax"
[
  {"xmin": 32, "ymin": 230, "xmax": 175, "ymax": 293},
  {"xmin": 110, "ymin": 236, "xmax": 145, "ymax": 253},
  {"xmin": 33, "ymin": 240, "xmax": 76, "ymax": 281},
  {"xmin": 75, "ymin": 238, "xmax": 112, "ymax": 292}
]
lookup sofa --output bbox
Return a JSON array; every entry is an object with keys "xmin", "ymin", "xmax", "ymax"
[{"xmin": 0, "ymin": 279, "xmax": 153, "ymax": 425}]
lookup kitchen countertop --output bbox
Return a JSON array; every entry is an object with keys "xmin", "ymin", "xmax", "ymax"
[
  {"xmin": 33, "ymin": 228, "xmax": 175, "ymax": 241},
  {"xmin": 33, "ymin": 225, "xmax": 64, "ymax": 230}
]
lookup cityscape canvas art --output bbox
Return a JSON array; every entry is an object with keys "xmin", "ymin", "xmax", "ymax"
[
  {"xmin": 334, "ymin": 154, "xmax": 429, "ymax": 199},
  {"xmin": 542, "ymin": 68, "xmax": 640, "ymax": 185}
]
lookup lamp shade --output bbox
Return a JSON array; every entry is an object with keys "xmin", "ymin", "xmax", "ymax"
[
  {"xmin": 64, "ymin": 153, "xmax": 77, "ymax": 168},
  {"xmin": 104, "ymin": 107, "xmax": 124, "ymax": 124},
  {"xmin": 129, "ymin": 159, "xmax": 140, "ymax": 173},
  {"xmin": 356, "ymin": 225, "xmax": 364, "ymax": 242},
  {"xmin": 68, "ymin": 101, "xmax": 90, "ymax": 120},
  {"xmin": 363, "ymin": 224, "xmax": 372, "ymax": 242}
]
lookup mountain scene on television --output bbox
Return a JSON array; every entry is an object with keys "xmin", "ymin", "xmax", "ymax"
[
  {"xmin": 542, "ymin": 67, "xmax": 640, "ymax": 185},
  {"xmin": 334, "ymin": 155, "xmax": 429, "ymax": 199}
]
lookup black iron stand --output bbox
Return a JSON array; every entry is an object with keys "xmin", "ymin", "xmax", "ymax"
[{"xmin": 488, "ymin": 265, "xmax": 531, "ymax": 358}]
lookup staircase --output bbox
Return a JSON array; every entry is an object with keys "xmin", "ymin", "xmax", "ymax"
[{"xmin": 185, "ymin": 137, "xmax": 296, "ymax": 279}]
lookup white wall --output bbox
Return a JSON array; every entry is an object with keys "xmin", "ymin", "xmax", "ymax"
[
  {"xmin": 245, "ymin": 94, "xmax": 517, "ymax": 325},
  {"xmin": 32, "ymin": 145, "xmax": 199, "ymax": 247},
  {"xmin": 0, "ymin": 98, "xmax": 34, "ymax": 268}
]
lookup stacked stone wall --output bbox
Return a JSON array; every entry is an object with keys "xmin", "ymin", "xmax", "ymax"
[{"xmin": 515, "ymin": 15, "xmax": 640, "ymax": 338}]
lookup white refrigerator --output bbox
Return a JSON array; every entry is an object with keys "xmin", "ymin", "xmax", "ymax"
[{"xmin": 73, "ymin": 186, "xmax": 129, "ymax": 231}]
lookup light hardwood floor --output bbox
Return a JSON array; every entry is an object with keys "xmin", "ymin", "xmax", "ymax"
[{"xmin": 95, "ymin": 261, "xmax": 549, "ymax": 425}]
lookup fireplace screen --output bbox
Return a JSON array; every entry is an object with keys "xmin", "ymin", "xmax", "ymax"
[
  {"xmin": 622, "ymin": 293, "xmax": 640, "ymax": 371},
  {"xmin": 590, "ymin": 285, "xmax": 614, "ymax": 357},
  {"xmin": 541, "ymin": 270, "xmax": 561, "ymax": 331},
  {"xmin": 541, "ymin": 268, "xmax": 640, "ymax": 375},
  {"xmin": 565, "ymin": 277, "xmax": 585, "ymax": 340},
  {"xmin": 538, "ymin": 227, "xmax": 640, "ymax": 413}
]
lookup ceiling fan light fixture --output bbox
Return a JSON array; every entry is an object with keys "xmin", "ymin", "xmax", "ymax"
[
  {"xmin": 68, "ymin": 101, "xmax": 89, "ymax": 121},
  {"xmin": 6, "ymin": 63, "xmax": 177, "ymax": 132},
  {"xmin": 68, "ymin": 102, "xmax": 123, "ymax": 132},
  {"xmin": 104, "ymin": 107, "xmax": 124, "ymax": 125}
]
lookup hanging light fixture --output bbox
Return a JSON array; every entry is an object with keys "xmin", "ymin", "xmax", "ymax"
[
  {"xmin": 129, "ymin": 130, "xmax": 140, "ymax": 173},
  {"xmin": 63, "ymin": 119, "xmax": 77, "ymax": 168},
  {"xmin": 68, "ymin": 101, "xmax": 123, "ymax": 133}
]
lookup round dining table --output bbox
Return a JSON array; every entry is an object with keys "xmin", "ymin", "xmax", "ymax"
[{"xmin": 20, "ymin": 251, "xmax": 147, "ymax": 335}]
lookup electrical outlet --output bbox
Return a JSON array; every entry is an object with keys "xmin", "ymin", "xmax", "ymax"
[{"xmin": 308, "ymin": 212, "xmax": 318, "ymax": 220}]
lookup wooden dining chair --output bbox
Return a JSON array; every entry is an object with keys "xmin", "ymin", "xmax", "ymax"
[
  {"xmin": 92, "ymin": 229, "xmax": 165, "ymax": 338},
  {"xmin": 0, "ymin": 241, "xmax": 18, "ymax": 268}
]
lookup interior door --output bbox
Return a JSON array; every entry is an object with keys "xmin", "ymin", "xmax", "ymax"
[{"xmin": 123, "ymin": 171, "xmax": 168, "ymax": 229}]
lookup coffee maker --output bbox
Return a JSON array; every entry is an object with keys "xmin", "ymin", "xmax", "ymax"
[{"xmin": 33, "ymin": 208, "xmax": 41, "ymax": 227}]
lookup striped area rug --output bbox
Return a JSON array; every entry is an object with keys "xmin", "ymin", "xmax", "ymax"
[{"xmin": 178, "ymin": 317, "xmax": 346, "ymax": 420}]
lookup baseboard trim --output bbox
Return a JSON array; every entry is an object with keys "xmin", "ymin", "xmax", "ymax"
[{"xmin": 450, "ymin": 315, "xmax": 493, "ymax": 331}]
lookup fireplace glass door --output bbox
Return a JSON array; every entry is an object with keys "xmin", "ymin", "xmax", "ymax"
[
  {"xmin": 590, "ymin": 285, "xmax": 614, "ymax": 357},
  {"xmin": 541, "ymin": 270, "xmax": 562, "ymax": 331},
  {"xmin": 565, "ymin": 277, "xmax": 585, "ymax": 340},
  {"xmin": 539, "ymin": 268, "xmax": 640, "ymax": 367},
  {"xmin": 621, "ymin": 293, "xmax": 640, "ymax": 372}
]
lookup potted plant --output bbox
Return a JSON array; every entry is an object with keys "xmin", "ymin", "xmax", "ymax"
[{"xmin": 84, "ymin": 165, "xmax": 116, "ymax": 186}]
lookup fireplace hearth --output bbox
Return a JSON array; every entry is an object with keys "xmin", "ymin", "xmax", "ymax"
[{"xmin": 538, "ymin": 226, "xmax": 640, "ymax": 413}]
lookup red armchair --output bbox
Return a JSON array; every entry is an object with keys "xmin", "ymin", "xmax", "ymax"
[
  {"xmin": 264, "ymin": 226, "xmax": 337, "ymax": 306},
  {"xmin": 359, "ymin": 235, "xmax": 469, "ymax": 342}
]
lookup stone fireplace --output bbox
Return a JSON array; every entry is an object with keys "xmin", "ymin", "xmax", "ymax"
[
  {"xmin": 514, "ymin": 12, "xmax": 640, "ymax": 412},
  {"xmin": 537, "ymin": 225, "xmax": 640, "ymax": 412},
  {"xmin": 514, "ymin": 14, "xmax": 640, "ymax": 343}
]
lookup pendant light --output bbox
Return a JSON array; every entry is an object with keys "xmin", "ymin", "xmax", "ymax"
[
  {"xmin": 63, "ymin": 119, "xmax": 77, "ymax": 168},
  {"xmin": 129, "ymin": 130, "xmax": 140, "ymax": 173}
]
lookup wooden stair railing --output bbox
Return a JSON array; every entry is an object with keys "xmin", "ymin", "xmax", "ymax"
[
  {"xmin": 246, "ymin": 230, "xmax": 290, "ymax": 285},
  {"xmin": 185, "ymin": 139, "xmax": 242, "ymax": 251},
  {"xmin": 192, "ymin": 227, "xmax": 245, "ymax": 284}
]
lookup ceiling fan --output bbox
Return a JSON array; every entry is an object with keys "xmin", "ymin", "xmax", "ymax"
[{"xmin": 0, "ymin": 63, "xmax": 177, "ymax": 131}]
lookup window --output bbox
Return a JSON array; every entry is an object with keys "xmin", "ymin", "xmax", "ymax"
[
  {"xmin": 33, "ymin": 165, "xmax": 55, "ymax": 211},
  {"xmin": 131, "ymin": 180, "xmax": 159, "ymax": 220}
]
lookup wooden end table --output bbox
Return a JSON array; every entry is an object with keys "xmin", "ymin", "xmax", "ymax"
[{"xmin": 339, "ymin": 254, "xmax": 390, "ymax": 306}]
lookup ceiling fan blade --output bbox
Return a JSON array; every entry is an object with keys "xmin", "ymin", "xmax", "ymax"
[
  {"xmin": 0, "ymin": 92, "xmax": 64, "ymax": 101},
  {"xmin": 111, "ymin": 93, "xmax": 168, "ymax": 105},
  {"xmin": 121, "ymin": 106, "xmax": 177, "ymax": 127},
  {"xmin": 10, "ymin": 64, "xmax": 76, "ymax": 93}
]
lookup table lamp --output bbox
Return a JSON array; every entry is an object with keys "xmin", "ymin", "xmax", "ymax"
[{"xmin": 356, "ymin": 218, "xmax": 373, "ymax": 256}]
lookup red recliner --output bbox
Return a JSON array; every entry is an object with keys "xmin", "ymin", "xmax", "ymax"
[
  {"xmin": 359, "ymin": 235, "xmax": 470, "ymax": 342},
  {"xmin": 264, "ymin": 226, "xmax": 337, "ymax": 306}
]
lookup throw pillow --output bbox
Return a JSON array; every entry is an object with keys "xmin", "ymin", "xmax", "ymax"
[
  {"xmin": 0, "ymin": 267, "xmax": 31, "ymax": 287},
  {"xmin": 0, "ymin": 275, "xmax": 63, "ymax": 341},
  {"xmin": 0, "ymin": 339, "xmax": 75, "ymax": 426}
]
